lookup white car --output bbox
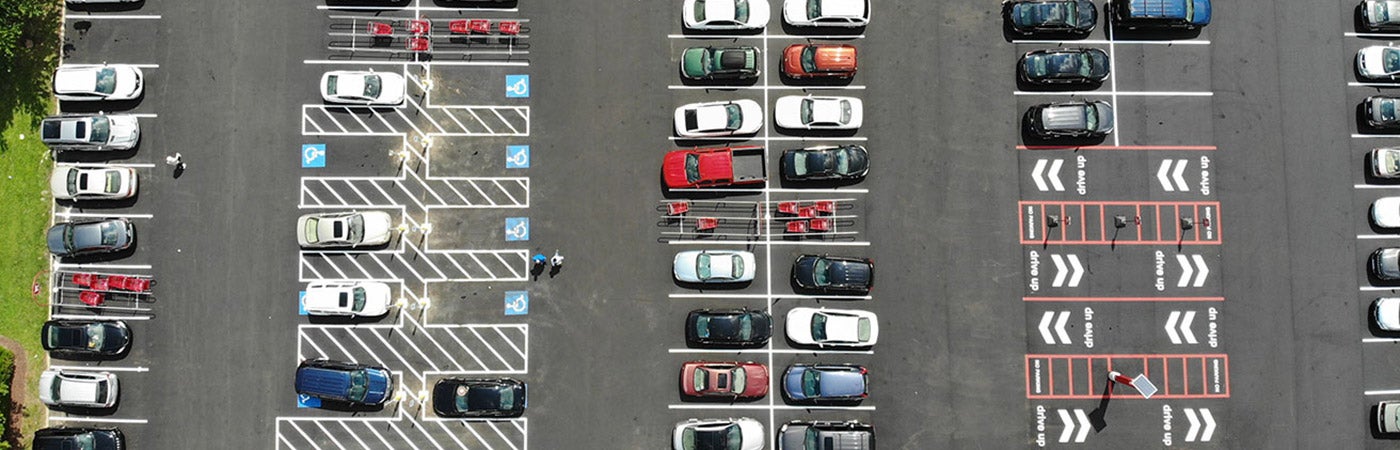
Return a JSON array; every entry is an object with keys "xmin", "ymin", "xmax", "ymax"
[
  {"xmin": 774, "ymin": 95, "xmax": 863, "ymax": 130},
  {"xmin": 674, "ymin": 100, "xmax": 763, "ymax": 137},
  {"xmin": 785, "ymin": 307, "xmax": 879, "ymax": 348},
  {"xmin": 39, "ymin": 369, "xmax": 118, "ymax": 408},
  {"xmin": 50, "ymin": 165, "xmax": 138, "ymax": 201},
  {"xmin": 40, "ymin": 114, "xmax": 141, "ymax": 151},
  {"xmin": 301, "ymin": 281, "xmax": 393, "ymax": 317},
  {"xmin": 1374, "ymin": 148, "xmax": 1400, "ymax": 178},
  {"xmin": 1377, "ymin": 298, "xmax": 1400, "ymax": 331},
  {"xmin": 683, "ymin": 0, "xmax": 771, "ymax": 30},
  {"xmin": 297, "ymin": 211, "xmax": 394, "ymax": 248},
  {"xmin": 672, "ymin": 418, "xmax": 764, "ymax": 450},
  {"xmin": 1375, "ymin": 197, "xmax": 1400, "ymax": 228},
  {"xmin": 782, "ymin": 0, "xmax": 870, "ymax": 27},
  {"xmin": 320, "ymin": 71, "xmax": 407, "ymax": 106},
  {"xmin": 674, "ymin": 250, "xmax": 756, "ymax": 283},
  {"xmin": 1359, "ymin": 45, "xmax": 1400, "ymax": 80},
  {"xmin": 53, "ymin": 64, "xmax": 143, "ymax": 101}
]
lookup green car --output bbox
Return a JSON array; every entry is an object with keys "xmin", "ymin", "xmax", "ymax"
[{"xmin": 680, "ymin": 46, "xmax": 761, "ymax": 81}]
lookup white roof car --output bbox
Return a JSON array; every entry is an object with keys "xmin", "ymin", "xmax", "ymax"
[
  {"xmin": 674, "ymin": 250, "xmax": 757, "ymax": 283},
  {"xmin": 774, "ymin": 95, "xmax": 863, "ymax": 130},
  {"xmin": 785, "ymin": 307, "xmax": 879, "ymax": 348},
  {"xmin": 297, "ymin": 211, "xmax": 394, "ymax": 248},
  {"xmin": 1377, "ymin": 298, "xmax": 1400, "ymax": 331},
  {"xmin": 302, "ymin": 281, "xmax": 393, "ymax": 317},
  {"xmin": 1375, "ymin": 197, "xmax": 1400, "ymax": 228},
  {"xmin": 320, "ymin": 71, "xmax": 407, "ymax": 106},
  {"xmin": 782, "ymin": 0, "xmax": 870, "ymax": 27},
  {"xmin": 50, "ymin": 165, "xmax": 138, "ymax": 201},
  {"xmin": 1374, "ymin": 148, "xmax": 1400, "ymax": 178},
  {"xmin": 674, "ymin": 100, "xmax": 763, "ymax": 137},
  {"xmin": 53, "ymin": 64, "xmax": 144, "ymax": 101},
  {"xmin": 672, "ymin": 418, "xmax": 764, "ymax": 450},
  {"xmin": 39, "ymin": 369, "xmax": 118, "ymax": 409},
  {"xmin": 683, "ymin": 0, "xmax": 771, "ymax": 30},
  {"xmin": 40, "ymin": 114, "xmax": 140, "ymax": 151},
  {"xmin": 1359, "ymin": 45, "xmax": 1400, "ymax": 80}
]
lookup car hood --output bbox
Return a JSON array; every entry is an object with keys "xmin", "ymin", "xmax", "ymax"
[
  {"xmin": 737, "ymin": 419, "xmax": 764, "ymax": 450},
  {"xmin": 50, "ymin": 167, "xmax": 75, "ymax": 198},
  {"xmin": 1378, "ymin": 248, "xmax": 1400, "ymax": 279},
  {"xmin": 774, "ymin": 96, "xmax": 806, "ymax": 128},
  {"xmin": 377, "ymin": 74, "xmax": 407, "ymax": 104},
  {"xmin": 1378, "ymin": 298, "xmax": 1400, "ymax": 330},
  {"xmin": 1377, "ymin": 148, "xmax": 1400, "ymax": 177},
  {"xmin": 681, "ymin": 48, "xmax": 708, "ymax": 78},
  {"xmin": 359, "ymin": 211, "xmax": 394, "ymax": 245},
  {"xmin": 1376, "ymin": 197, "xmax": 1400, "ymax": 227},
  {"xmin": 785, "ymin": 308, "xmax": 818, "ymax": 343},
  {"xmin": 113, "ymin": 66, "xmax": 142, "ymax": 97},
  {"xmin": 674, "ymin": 251, "xmax": 703, "ymax": 281},
  {"xmin": 1190, "ymin": 0, "xmax": 1211, "ymax": 25},
  {"xmin": 105, "ymin": 114, "xmax": 141, "ymax": 147},
  {"xmin": 663, "ymin": 150, "xmax": 696, "ymax": 188},
  {"xmin": 46, "ymin": 224, "xmax": 70, "ymax": 254},
  {"xmin": 780, "ymin": 423, "xmax": 812, "ymax": 449},
  {"xmin": 359, "ymin": 282, "xmax": 393, "ymax": 316},
  {"xmin": 38, "ymin": 371, "xmax": 57, "ymax": 403},
  {"xmin": 1360, "ymin": 46, "xmax": 1393, "ymax": 77},
  {"xmin": 783, "ymin": 0, "xmax": 809, "ymax": 22},
  {"xmin": 362, "ymin": 368, "xmax": 393, "ymax": 405}
]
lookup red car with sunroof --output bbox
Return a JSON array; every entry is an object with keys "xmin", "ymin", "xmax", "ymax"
[
  {"xmin": 680, "ymin": 361, "xmax": 769, "ymax": 399},
  {"xmin": 781, "ymin": 44, "xmax": 858, "ymax": 79}
]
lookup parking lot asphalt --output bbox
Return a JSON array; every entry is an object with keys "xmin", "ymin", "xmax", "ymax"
[{"xmin": 42, "ymin": 0, "xmax": 1400, "ymax": 447}]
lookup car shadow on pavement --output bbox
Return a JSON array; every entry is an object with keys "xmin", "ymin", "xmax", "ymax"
[
  {"xmin": 1106, "ymin": 27, "xmax": 1201, "ymax": 41},
  {"xmin": 54, "ymin": 147, "xmax": 140, "ymax": 164},
  {"xmin": 1014, "ymin": 77, "xmax": 1104, "ymax": 93},
  {"xmin": 777, "ymin": 23, "xmax": 865, "ymax": 39},
  {"xmin": 58, "ymin": 246, "xmax": 138, "ymax": 265},
  {"xmin": 49, "ymin": 348, "xmax": 131, "ymax": 363},
  {"xmin": 65, "ymin": 0, "xmax": 146, "ymax": 13},
  {"xmin": 1019, "ymin": 123, "xmax": 1108, "ymax": 148},
  {"xmin": 430, "ymin": 0, "xmax": 518, "ymax": 6},
  {"xmin": 779, "ymin": 75, "xmax": 855, "ymax": 88},
  {"xmin": 48, "ymin": 404, "xmax": 119, "ymax": 417},
  {"xmin": 1365, "ymin": 156, "xmax": 1400, "ymax": 186},
  {"xmin": 776, "ymin": 176, "xmax": 864, "ymax": 190},
  {"xmin": 313, "ymin": 400, "xmax": 387, "ymax": 414},
  {"xmin": 678, "ymin": 77, "xmax": 761, "ymax": 89},
  {"xmin": 59, "ymin": 97, "xmax": 143, "ymax": 114},
  {"xmin": 673, "ymin": 280, "xmax": 754, "ymax": 291},
  {"xmin": 56, "ymin": 196, "xmax": 139, "ymax": 211},
  {"xmin": 324, "ymin": 0, "xmax": 410, "ymax": 8},
  {"xmin": 771, "ymin": 127, "xmax": 861, "ymax": 139}
]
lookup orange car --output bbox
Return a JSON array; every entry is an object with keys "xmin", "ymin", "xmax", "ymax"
[{"xmin": 781, "ymin": 44, "xmax": 857, "ymax": 79}]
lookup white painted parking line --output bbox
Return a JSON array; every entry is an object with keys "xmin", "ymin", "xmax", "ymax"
[
  {"xmin": 666, "ymin": 34, "xmax": 865, "ymax": 39},
  {"xmin": 129, "ymin": 113, "xmax": 158, "ymax": 118},
  {"xmin": 1013, "ymin": 91, "xmax": 1213, "ymax": 97},
  {"xmin": 49, "ymin": 417, "xmax": 149, "ymax": 424},
  {"xmin": 1364, "ymin": 338, "xmax": 1400, "ymax": 343},
  {"xmin": 1348, "ymin": 32, "xmax": 1400, "ymax": 38},
  {"xmin": 668, "ymin": 85, "xmax": 865, "ymax": 91},
  {"xmin": 1354, "ymin": 134, "xmax": 1400, "ymax": 138},
  {"xmin": 764, "ymin": 136, "xmax": 867, "ymax": 141},
  {"xmin": 668, "ymin": 404, "xmax": 877, "ymax": 410},
  {"xmin": 64, "ymin": 15, "xmax": 161, "ymax": 20},
  {"xmin": 54, "ymin": 211, "xmax": 154, "ymax": 219},
  {"xmin": 670, "ymin": 293, "xmax": 871, "ymax": 300},
  {"xmin": 316, "ymin": 5, "xmax": 518, "ymax": 11},
  {"xmin": 1350, "ymin": 82, "xmax": 1400, "ymax": 87},
  {"xmin": 1358, "ymin": 234, "xmax": 1400, "ymax": 239},
  {"xmin": 49, "ymin": 365, "xmax": 148, "ymax": 372},
  {"xmin": 129, "ymin": 64, "xmax": 160, "ymax": 68},
  {"xmin": 669, "ymin": 348, "xmax": 874, "ymax": 355},
  {"xmin": 665, "ymin": 240, "xmax": 871, "ymax": 246},
  {"xmin": 304, "ymin": 59, "xmax": 530, "ymax": 67},
  {"xmin": 1011, "ymin": 39, "xmax": 1209, "ymax": 45},
  {"xmin": 1356, "ymin": 184, "xmax": 1400, "ymax": 189},
  {"xmin": 55, "ymin": 263, "xmax": 152, "ymax": 270},
  {"xmin": 1367, "ymin": 389, "xmax": 1400, "ymax": 396},
  {"xmin": 1362, "ymin": 286, "xmax": 1399, "ymax": 291},
  {"xmin": 51, "ymin": 314, "xmax": 152, "ymax": 321}
]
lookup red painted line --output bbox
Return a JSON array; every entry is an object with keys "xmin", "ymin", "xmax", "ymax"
[
  {"xmin": 1016, "ymin": 145, "xmax": 1217, "ymax": 151},
  {"xmin": 1023, "ymin": 296, "xmax": 1225, "ymax": 302},
  {"xmin": 1020, "ymin": 201, "xmax": 1222, "ymax": 245},
  {"xmin": 1025, "ymin": 354, "xmax": 1230, "ymax": 399}
]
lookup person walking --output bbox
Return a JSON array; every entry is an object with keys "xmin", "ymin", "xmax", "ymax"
[
  {"xmin": 550, "ymin": 251, "xmax": 563, "ymax": 268},
  {"xmin": 165, "ymin": 153, "xmax": 185, "ymax": 169}
]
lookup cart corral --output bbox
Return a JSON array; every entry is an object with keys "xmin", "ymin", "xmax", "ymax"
[
  {"xmin": 327, "ymin": 14, "xmax": 529, "ymax": 61},
  {"xmin": 657, "ymin": 198, "xmax": 862, "ymax": 242},
  {"xmin": 51, "ymin": 269, "xmax": 156, "ymax": 318}
]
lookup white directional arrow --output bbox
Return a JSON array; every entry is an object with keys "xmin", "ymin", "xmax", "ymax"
[
  {"xmin": 1038, "ymin": 311, "xmax": 1073, "ymax": 344},
  {"xmin": 1048, "ymin": 159, "xmax": 1064, "ymax": 191},
  {"xmin": 1165, "ymin": 311, "xmax": 1182, "ymax": 344},
  {"xmin": 1191, "ymin": 254, "xmax": 1209, "ymax": 287},
  {"xmin": 1165, "ymin": 311, "xmax": 1198, "ymax": 344},
  {"xmin": 1185, "ymin": 408, "xmax": 1201, "ymax": 442},
  {"xmin": 1180, "ymin": 310, "xmax": 1197, "ymax": 344},
  {"xmin": 1050, "ymin": 254, "xmax": 1084, "ymax": 287},
  {"xmin": 1175, "ymin": 254, "xmax": 1211, "ymax": 287},
  {"xmin": 1032, "ymin": 159, "xmax": 1065, "ymax": 192},
  {"xmin": 1052, "ymin": 254, "xmax": 1068, "ymax": 287},
  {"xmin": 1184, "ymin": 407, "xmax": 1216, "ymax": 442},
  {"xmin": 1038, "ymin": 311, "xmax": 1057, "ymax": 344},
  {"xmin": 1057, "ymin": 408, "xmax": 1092, "ymax": 443},
  {"xmin": 1157, "ymin": 160, "xmax": 1176, "ymax": 192},
  {"xmin": 1172, "ymin": 159, "xmax": 1189, "ymax": 191},
  {"xmin": 1199, "ymin": 408, "xmax": 1216, "ymax": 441},
  {"xmin": 1032, "ymin": 159, "xmax": 1049, "ymax": 191},
  {"xmin": 1057, "ymin": 409, "xmax": 1074, "ymax": 443},
  {"xmin": 1067, "ymin": 254, "xmax": 1083, "ymax": 287},
  {"xmin": 1055, "ymin": 310, "xmax": 1071, "ymax": 344},
  {"xmin": 1158, "ymin": 159, "xmax": 1190, "ymax": 191}
]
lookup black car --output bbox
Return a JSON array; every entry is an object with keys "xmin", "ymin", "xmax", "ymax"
[
  {"xmin": 46, "ymin": 218, "xmax": 135, "ymax": 257},
  {"xmin": 1369, "ymin": 96, "xmax": 1400, "ymax": 129},
  {"xmin": 778, "ymin": 421, "xmax": 874, "ymax": 450},
  {"xmin": 1004, "ymin": 0, "xmax": 1097, "ymax": 36},
  {"xmin": 685, "ymin": 309, "xmax": 772, "ymax": 348},
  {"xmin": 1018, "ymin": 48, "xmax": 1110, "ymax": 86},
  {"xmin": 1024, "ymin": 101, "xmax": 1115, "ymax": 138},
  {"xmin": 41, "ymin": 320, "xmax": 130, "ymax": 357},
  {"xmin": 432, "ymin": 377, "xmax": 527, "ymax": 418},
  {"xmin": 1373, "ymin": 248, "xmax": 1400, "ymax": 280},
  {"xmin": 33, "ymin": 427, "xmax": 125, "ymax": 450},
  {"xmin": 792, "ymin": 254, "xmax": 874, "ymax": 294},
  {"xmin": 781, "ymin": 145, "xmax": 869, "ymax": 181}
]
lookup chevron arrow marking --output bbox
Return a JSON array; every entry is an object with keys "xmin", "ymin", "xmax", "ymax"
[
  {"xmin": 1067, "ymin": 254, "xmax": 1084, "ymax": 287},
  {"xmin": 1165, "ymin": 311, "xmax": 1182, "ymax": 344},
  {"xmin": 1052, "ymin": 254, "xmax": 1068, "ymax": 287},
  {"xmin": 1184, "ymin": 407, "xmax": 1201, "ymax": 442},
  {"xmin": 1032, "ymin": 159, "xmax": 1049, "ymax": 191},
  {"xmin": 1191, "ymin": 254, "xmax": 1210, "ymax": 287},
  {"xmin": 1057, "ymin": 409, "xmax": 1074, "ymax": 443},
  {"xmin": 1157, "ymin": 160, "xmax": 1175, "ymax": 192},
  {"xmin": 1054, "ymin": 311, "xmax": 1071, "ymax": 344},
  {"xmin": 1176, "ymin": 254, "xmax": 1192, "ymax": 287},
  {"xmin": 1048, "ymin": 159, "xmax": 1065, "ymax": 191},
  {"xmin": 1172, "ymin": 159, "xmax": 1189, "ymax": 191},
  {"xmin": 1038, "ymin": 311, "xmax": 1056, "ymax": 344},
  {"xmin": 1181, "ymin": 310, "xmax": 1198, "ymax": 344},
  {"xmin": 1073, "ymin": 409, "xmax": 1091, "ymax": 443},
  {"xmin": 1200, "ymin": 408, "xmax": 1216, "ymax": 441}
]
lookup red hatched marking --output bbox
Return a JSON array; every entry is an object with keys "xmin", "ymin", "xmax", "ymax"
[
  {"xmin": 1023, "ymin": 296, "xmax": 1224, "ymax": 302},
  {"xmin": 1019, "ymin": 200, "xmax": 1222, "ymax": 245},
  {"xmin": 1025, "ymin": 354, "xmax": 1229, "ymax": 399},
  {"xmin": 1016, "ymin": 145, "xmax": 1217, "ymax": 151}
]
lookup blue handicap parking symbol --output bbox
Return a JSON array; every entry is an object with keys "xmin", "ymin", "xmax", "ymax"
[
  {"xmin": 298, "ymin": 291, "xmax": 308, "ymax": 316},
  {"xmin": 302, "ymin": 144, "xmax": 327, "ymax": 168},
  {"xmin": 506, "ymin": 75, "xmax": 530, "ymax": 98},
  {"xmin": 506, "ymin": 145, "xmax": 530, "ymax": 169},
  {"xmin": 297, "ymin": 394, "xmax": 322, "ymax": 408},
  {"xmin": 505, "ymin": 217, "xmax": 530, "ymax": 241},
  {"xmin": 504, "ymin": 291, "xmax": 529, "ymax": 316}
]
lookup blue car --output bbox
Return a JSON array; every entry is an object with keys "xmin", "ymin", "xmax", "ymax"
[
  {"xmin": 782, "ymin": 364, "xmax": 868, "ymax": 404},
  {"xmin": 295, "ymin": 359, "xmax": 394, "ymax": 407}
]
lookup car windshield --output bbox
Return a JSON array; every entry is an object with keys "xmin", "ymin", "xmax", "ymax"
[
  {"xmin": 801, "ymin": 46, "xmax": 819, "ymax": 73},
  {"xmin": 729, "ymin": 367, "xmax": 746, "ymax": 392},
  {"xmin": 1084, "ymin": 104, "xmax": 1098, "ymax": 130},
  {"xmin": 835, "ymin": 148, "xmax": 850, "ymax": 174},
  {"xmin": 363, "ymin": 75, "xmax": 382, "ymax": 98},
  {"xmin": 694, "ymin": 368, "xmax": 709, "ymax": 391},
  {"xmin": 738, "ymin": 313, "xmax": 753, "ymax": 340},
  {"xmin": 95, "ymin": 68, "xmax": 116, "ymax": 95},
  {"xmin": 85, "ymin": 323, "xmax": 105, "ymax": 350},
  {"xmin": 791, "ymin": 151, "xmax": 810, "ymax": 175},
  {"xmin": 839, "ymin": 100, "xmax": 852, "ymax": 123},
  {"xmin": 857, "ymin": 317, "xmax": 872, "ymax": 341},
  {"xmin": 1384, "ymin": 99, "xmax": 1399, "ymax": 122},
  {"xmin": 695, "ymin": 315, "xmax": 711, "ymax": 338},
  {"xmin": 730, "ymin": 255, "xmax": 744, "ymax": 280},
  {"xmin": 734, "ymin": 0, "xmax": 750, "ymax": 21},
  {"xmin": 66, "ymin": 170, "xmax": 80, "ymax": 195},
  {"xmin": 694, "ymin": 0, "xmax": 706, "ymax": 21},
  {"xmin": 351, "ymin": 287, "xmax": 367, "ymax": 312},
  {"xmin": 697, "ymin": 253, "xmax": 712, "ymax": 280},
  {"xmin": 348, "ymin": 215, "xmax": 365, "ymax": 242},
  {"xmin": 811, "ymin": 313, "xmax": 827, "ymax": 341},
  {"xmin": 497, "ymin": 386, "xmax": 516, "ymax": 410},
  {"xmin": 808, "ymin": 0, "xmax": 820, "ymax": 19},
  {"xmin": 1377, "ymin": 2, "xmax": 1392, "ymax": 22},
  {"xmin": 813, "ymin": 258, "xmax": 831, "ymax": 285},
  {"xmin": 801, "ymin": 368, "xmax": 821, "ymax": 397},
  {"xmin": 304, "ymin": 218, "xmax": 321, "ymax": 243},
  {"xmin": 804, "ymin": 427, "xmax": 820, "ymax": 450},
  {"xmin": 89, "ymin": 116, "xmax": 110, "ymax": 143},
  {"xmin": 103, "ymin": 170, "xmax": 122, "ymax": 194},
  {"xmin": 347, "ymin": 370, "xmax": 369, "ymax": 403},
  {"xmin": 724, "ymin": 104, "xmax": 742, "ymax": 130},
  {"xmin": 1386, "ymin": 48, "xmax": 1400, "ymax": 73},
  {"xmin": 800, "ymin": 99, "xmax": 814, "ymax": 125},
  {"xmin": 325, "ymin": 75, "xmax": 338, "ymax": 95},
  {"xmin": 99, "ymin": 221, "xmax": 121, "ymax": 246},
  {"xmin": 1388, "ymin": 151, "xmax": 1400, "ymax": 174},
  {"xmin": 50, "ymin": 376, "xmax": 62, "ymax": 401},
  {"xmin": 685, "ymin": 153, "xmax": 701, "ymax": 183}
]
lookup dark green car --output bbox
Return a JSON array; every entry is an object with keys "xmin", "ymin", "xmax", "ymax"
[{"xmin": 681, "ymin": 46, "xmax": 761, "ymax": 81}]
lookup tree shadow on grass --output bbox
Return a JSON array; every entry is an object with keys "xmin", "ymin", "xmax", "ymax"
[{"xmin": 0, "ymin": 3, "xmax": 64, "ymax": 154}]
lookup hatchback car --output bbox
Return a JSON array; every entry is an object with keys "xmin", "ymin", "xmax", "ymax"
[
  {"xmin": 683, "ymin": 0, "xmax": 771, "ymax": 30},
  {"xmin": 1373, "ymin": 148, "xmax": 1400, "ymax": 178},
  {"xmin": 673, "ymin": 418, "xmax": 764, "ymax": 450},
  {"xmin": 1364, "ymin": 0, "xmax": 1400, "ymax": 31},
  {"xmin": 39, "ymin": 369, "xmax": 119, "ymax": 409},
  {"xmin": 1374, "ymin": 248, "xmax": 1400, "ymax": 280},
  {"xmin": 783, "ymin": 364, "xmax": 867, "ymax": 403},
  {"xmin": 297, "ymin": 211, "xmax": 394, "ymax": 248},
  {"xmin": 680, "ymin": 361, "xmax": 769, "ymax": 399},
  {"xmin": 775, "ymin": 95, "xmax": 864, "ymax": 130},
  {"xmin": 41, "ymin": 320, "xmax": 131, "ymax": 357},
  {"xmin": 681, "ymin": 47, "xmax": 762, "ymax": 81},
  {"xmin": 1373, "ymin": 196, "xmax": 1400, "ymax": 228},
  {"xmin": 1375, "ymin": 298, "xmax": 1400, "ymax": 331},
  {"xmin": 40, "ymin": 114, "xmax": 141, "ymax": 151},
  {"xmin": 1018, "ymin": 48, "xmax": 1110, "ymax": 85},
  {"xmin": 674, "ymin": 250, "xmax": 757, "ymax": 283},
  {"xmin": 47, "ymin": 218, "xmax": 135, "ymax": 257},
  {"xmin": 792, "ymin": 254, "xmax": 874, "ymax": 294},
  {"xmin": 778, "ymin": 421, "xmax": 875, "ymax": 450},
  {"xmin": 1368, "ymin": 96, "xmax": 1400, "ymax": 129},
  {"xmin": 1004, "ymin": 0, "xmax": 1097, "ymax": 36},
  {"xmin": 686, "ymin": 309, "xmax": 773, "ymax": 348},
  {"xmin": 32, "ymin": 427, "xmax": 125, "ymax": 450},
  {"xmin": 1359, "ymin": 45, "xmax": 1400, "ymax": 80},
  {"xmin": 674, "ymin": 100, "xmax": 764, "ymax": 137},
  {"xmin": 785, "ymin": 307, "xmax": 879, "ymax": 348},
  {"xmin": 781, "ymin": 145, "xmax": 869, "ymax": 181},
  {"xmin": 51, "ymin": 165, "xmax": 138, "ymax": 201},
  {"xmin": 781, "ymin": 44, "xmax": 858, "ymax": 79},
  {"xmin": 321, "ymin": 70, "xmax": 407, "ymax": 106},
  {"xmin": 782, "ymin": 0, "xmax": 870, "ymax": 27},
  {"xmin": 53, "ymin": 64, "xmax": 143, "ymax": 101},
  {"xmin": 295, "ymin": 359, "xmax": 394, "ymax": 407},
  {"xmin": 1025, "ymin": 101, "xmax": 1115, "ymax": 138},
  {"xmin": 432, "ymin": 377, "xmax": 526, "ymax": 418},
  {"xmin": 301, "ymin": 281, "xmax": 393, "ymax": 317}
]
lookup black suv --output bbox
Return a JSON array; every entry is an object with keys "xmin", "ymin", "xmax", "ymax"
[
  {"xmin": 1004, "ymin": 0, "xmax": 1098, "ymax": 36},
  {"xmin": 33, "ymin": 427, "xmax": 125, "ymax": 450},
  {"xmin": 792, "ymin": 254, "xmax": 874, "ymax": 294}
]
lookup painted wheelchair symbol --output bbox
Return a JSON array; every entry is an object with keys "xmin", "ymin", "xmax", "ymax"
[
  {"xmin": 504, "ymin": 291, "xmax": 528, "ymax": 316},
  {"xmin": 506, "ymin": 75, "xmax": 530, "ymax": 98},
  {"xmin": 505, "ymin": 217, "xmax": 529, "ymax": 241},
  {"xmin": 507, "ymin": 147, "xmax": 529, "ymax": 167},
  {"xmin": 302, "ymin": 144, "xmax": 327, "ymax": 168}
]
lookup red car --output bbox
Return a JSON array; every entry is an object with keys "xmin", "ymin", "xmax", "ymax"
[
  {"xmin": 662, "ymin": 145, "xmax": 767, "ymax": 189},
  {"xmin": 680, "ymin": 361, "xmax": 769, "ymax": 399},
  {"xmin": 781, "ymin": 44, "xmax": 858, "ymax": 79}
]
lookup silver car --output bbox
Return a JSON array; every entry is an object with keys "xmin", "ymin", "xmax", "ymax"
[
  {"xmin": 297, "ymin": 211, "xmax": 394, "ymax": 248},
  {"xmin": 50, "ymin": 165, "xmax": 139, "ymax": 201},
  {"xmin": 1373, "ymin": 148, "xmax": 1400, "ymax": 178},
  {"xmin": 40, "ymin": 114, "xmax": 141, "ymax": 151},
  {"xmin": 39, "ymin": 369, "xmax": 119, "ymax": 409}
]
